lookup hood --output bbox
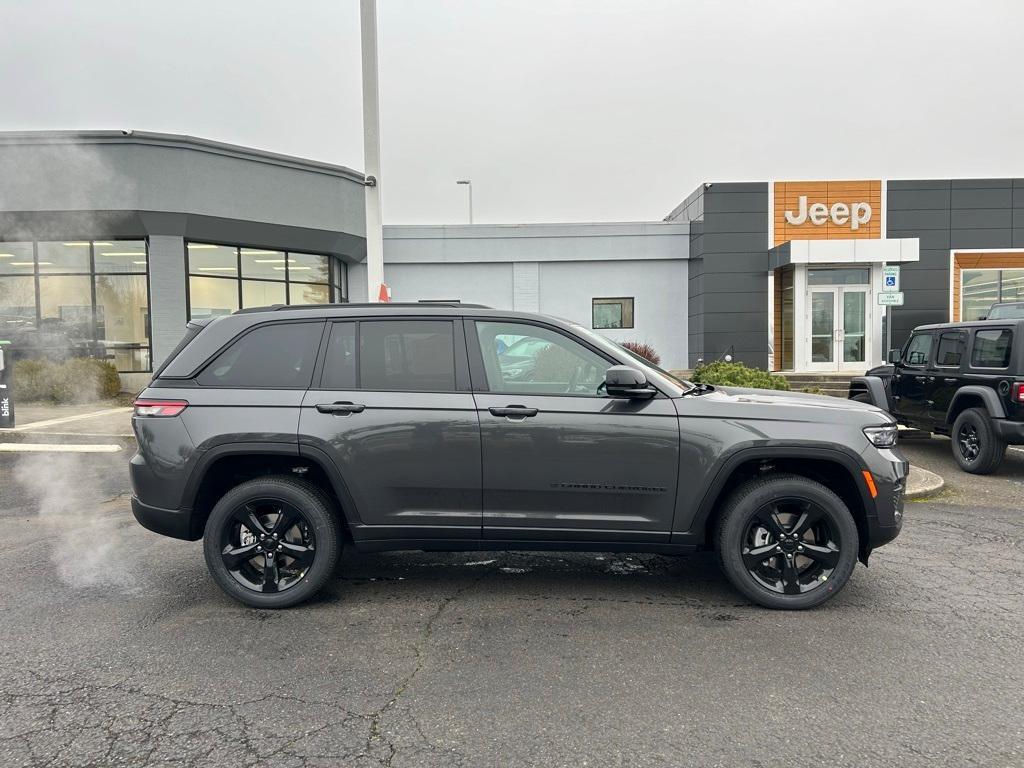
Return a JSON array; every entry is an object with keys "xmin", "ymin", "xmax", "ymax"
[{"xmin": 691, "ymin": 385, "xmax": 891, "ymax": 424}]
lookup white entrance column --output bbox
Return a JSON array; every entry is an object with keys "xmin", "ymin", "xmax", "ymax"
[{"xmin": 360, "ymin": 0, "xmax": 385, "ymax": 302}]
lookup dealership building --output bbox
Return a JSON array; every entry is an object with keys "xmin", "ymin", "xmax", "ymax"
[{"xmin": 1, "ymin": 130, "xmax": 1023, "ymax": 388}]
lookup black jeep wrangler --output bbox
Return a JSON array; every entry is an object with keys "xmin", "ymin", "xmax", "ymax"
[{"xmin": 849, "ymin": 319, "xmax": 1024, "ymax": 474}]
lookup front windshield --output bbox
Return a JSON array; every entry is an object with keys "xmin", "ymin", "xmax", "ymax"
[
  {"xmin": 988, "ymin": 304, "xmax": 1024, "ymax": 319},
  {"xmin": 565, "ymin": 322, "xmax": 693, "ymax": 389}
]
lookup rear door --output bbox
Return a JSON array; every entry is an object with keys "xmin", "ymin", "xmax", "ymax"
[
  {"xmin": 467, "ymin": 318, "xmax": 680, "ymax": 543},
  {"xmin": 926, "ymin": 330, "xmax": 966, "ymax": 424},
  {"xmin": 299, "ymin": 317, "xmax": 482, "ymax": 540}
]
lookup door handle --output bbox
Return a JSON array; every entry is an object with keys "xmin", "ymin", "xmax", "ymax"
[
  {"xmin": 914, "ymin": 376, "xmax": 927, "ymax": 382},
  {"xmin": 488, "ymin": 405, "xmax": 539, "ymax": 419},
  {"xmin": 926, "ymin": 376, "xmax": 935, "ymax": 382},
  {"xmin": 944, "ymin": 378, "xmax": 958, "ymax": 383},
  {"xmin": 316, "ymin": 402, "xmax": 366, "ymax": 415}
]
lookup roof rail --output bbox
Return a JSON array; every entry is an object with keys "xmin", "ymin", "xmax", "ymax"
[{"xmin": 234, "ymin": 301, "xmax": 491, "ymax": 314}]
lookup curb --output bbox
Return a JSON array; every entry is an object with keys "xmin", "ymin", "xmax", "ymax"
[{"xmin": 905, "ymin": 464, "xmax": 944, "ymax": 500}]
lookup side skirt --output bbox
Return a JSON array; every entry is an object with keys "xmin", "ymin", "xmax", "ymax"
[{"xmin": 350, "ymin": 538, "xmax": 699, "ymax": 555}]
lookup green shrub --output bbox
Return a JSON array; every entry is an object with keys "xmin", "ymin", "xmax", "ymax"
[
  {"xmin": 691, "ymin": 361, "xmax": 790, "ymax": 391},
  {"xmin": 12, "ymin": 358, "xmax": 121, "ymax": 403}
]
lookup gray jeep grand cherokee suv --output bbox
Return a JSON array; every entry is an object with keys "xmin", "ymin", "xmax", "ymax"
[{"xmin": 131, "ymin": 303, "xmax": 906, "ymax": 610}]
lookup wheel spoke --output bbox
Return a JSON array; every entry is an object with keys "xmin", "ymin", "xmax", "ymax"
[
  {"xmin": 781, "ymin": 556, "xmax": 801, "ymax": 595},
  {"xmin": 756, "ymin": 506, "xmax": 786, "ymax": 539},
  {"xmin": 222, "ymin": 543, "xmax": 260, "ymax": 570},
  {"xmin": 791, "ymin": 504, "xmax": 824, "ymax": 537},
  {"xmin": 742, "ymin": 543, "xmax": 780, "ymax": 571},
  {"xmin": 234, "ymin": 504, "xmax": 268, "ymax": 537},
  {"xmin": 261, "ymin": 554, "xmax": 279, "ymax": 593},
  {"xmin": 270, "ymin": 506, "xmax": 302, "ymax": 537},
  {"xmin": 801, "ymin": 542, "xmax": 840, "ymax": 569},
  {"xmin": 279, "ymin": 542, "xmax": 315, "ymax": 569}
]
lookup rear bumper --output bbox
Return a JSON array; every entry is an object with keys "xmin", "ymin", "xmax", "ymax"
[
  {"xmin": 131, "ymin": 497, "xmax": 202, "ymax": 541},
  {"xmin": 993, "ymin": 419, "xmax": 1024, "ymax": 444}
]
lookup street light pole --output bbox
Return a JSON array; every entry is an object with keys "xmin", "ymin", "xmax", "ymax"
[
  {"xmin": 456, "ymin": 179, "xmax": 473, "ymax": 224},
  {"xmin": 360, "ymin": 0, "xmax": 385, "ymax": 301}
]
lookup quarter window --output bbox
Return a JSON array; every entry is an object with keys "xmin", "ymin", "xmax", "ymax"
[
  {"xmin": 592, "ymin": 297, "xmax": 634, "ymax": 329},
  {"xmin": 321, "ymin": 322, "xmax": 357, "ymax": 389},
  {"xmin": 359, "ymin": 320, "xmax": 455, "ymax": 392},
  {"xmin": 197, "ymin": 322, "xmax": 322, "ymax": 388},
  {"xmin": 971, "ymin": 329, "xmax": 1012, "ymax": 369},
  {"xmin": 475, "ymin": 321, "xmax": 608, "ymax": 396},
  {"xmin": 903, "ymin": 333, "xmax": 932, "ymax": 367},
  {"xmin": 934, "ymin": 332, "xmax": 965, "ymax": 368}
]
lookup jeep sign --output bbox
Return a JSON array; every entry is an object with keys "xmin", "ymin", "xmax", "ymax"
[{"xmin": 784, "ymin": 195, "xmax": 872, "ymax": 231}]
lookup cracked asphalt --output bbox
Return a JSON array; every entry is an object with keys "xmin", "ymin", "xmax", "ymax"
[{"xmin": 1, "ymin": 447, "xmax": 1022, "ymax": 768}]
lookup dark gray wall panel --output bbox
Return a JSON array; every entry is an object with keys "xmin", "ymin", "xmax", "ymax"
[
  {"xmin": 888, "ymin": 189, "xmax": 951, "ymax": 210},
  {"xmin": 888, "ymin": 180, "xmax": 951, "ymax": 192},
  {"xmin": 886, "ymin": 209, "xmax": 951, "ymax": 230},
  {"xmin": 950, "ymin": 229, "xmax": 1012, "ymax": 249},
  {"xmin": 702, "ymin": 273, "xmax": 768, "ymax": 294},
  {"xmin": 950, "ymin": 209, "xmax": 1013, "ymax": 229},
  {"xmin": 951, "ymin": 178, "xmax": 1012, "ymax": 189},
  {"xmin": 703, "ymin": 192, "xmax": 771, "ymax": 214},
  {"xmin": 701, "ymin": 309, "xmax": 769, "ymax": 332},
  {"xmin": 887, "ymin": 229, "xmax": 951, "ymax": 250},
  {"xmin": 950, "ymin": 188, "xmax": 1013, "ymax": 209},
  {"xmin": 701, "ymin": 212, "xmax": 769, "ymax": 234}
]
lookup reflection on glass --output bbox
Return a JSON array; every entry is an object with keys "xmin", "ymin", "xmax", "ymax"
[
  {"xmin": 289, "ymin": 282, "xmax": 330, "ymax": 305},
  {"xmin": 0, "ymin": 276, "xmax": 37, "ymax": 333},
  {"xmin": 999, "ymin": 270, "xmax": 1024, "ymax": 302},
  {"xmin": 39, "ymin": 275, "xmax": 93, "ymax": 339},
  {"xmin": 189, "ymin": 276, "xmax": 239, "ymax": 319},
  {"xmin": 962, "ymin": 269, "xmax": 999, "ymax": 320},
  {"xmin": 808, "ymin": 268, "xmax": 870, "ymax": 286},
  {"xmin": 842, "ymin": 290, "xmax": 866, "ymax": 363},
  {"xmin": 810, "ymin": 292, "xmax": 834, "ymax": 362},
  {"xmin": 94, "ymin": 240, "xmax": 147, "ymax": 273},
  {"xmin": 37, "ymin": 242, "xmax": 90, "ymax": 274},
  {"xmin": 288, "ymin": 252, "xmax": 330, "ymax": 283},
  {"xmin": 95, "ymin": 275, "xmax": 150, "ymax": 371},
  {"xmin": 188, "ymin": 243, "xmax": 238, "ymax": 276},
  {"xmin": 240, "ymin": 249, "xmax": 288, "ymax": 280},
  {"xmin": 0, "ymin": 242, "xmax": 34, "ymax": 275},
  {"xmin": 242, "ymin": 279, "xmax": 287, "ymax": 308}
]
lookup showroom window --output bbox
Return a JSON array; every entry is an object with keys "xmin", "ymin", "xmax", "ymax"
[
  {"xmin": 0, "ymin": 239, "xmax": 151, "ymax": 372},
  {"xmin": 592, "ymin": 297, "xmax": 634, "ymax": 329},
  {"xmin": 961, "ymin": 269, "xmax": 1024, "ymax": 320},
  {"xmin": 186, "ymin": 243, "xmax": 342, "ymax": 320}
]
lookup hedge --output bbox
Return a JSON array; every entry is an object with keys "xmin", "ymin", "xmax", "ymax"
[
  {"xmin": 12, "ymin": 358, "xmax": 121, "ymax": 403},
  {"xmin": 690, "ymin": 361, "xmax": 790, "ymax": 391}
]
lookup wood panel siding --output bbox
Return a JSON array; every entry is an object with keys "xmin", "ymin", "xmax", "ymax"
[
  {"xmin": 773, "ymin": 180, "xmax": 882, "ymax": 246},
  {"xmin": 952, "ymin": 251, "xmax": 1024, "ymax": 320}
]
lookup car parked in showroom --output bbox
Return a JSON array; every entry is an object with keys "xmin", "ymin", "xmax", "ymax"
[
  {"xmin": 131, "ymin": 303, "xmax": 906, "ymax": 610},
  {"xmin": 849, "ymin": 319, "xmax": 1024, "ymax": 474}
]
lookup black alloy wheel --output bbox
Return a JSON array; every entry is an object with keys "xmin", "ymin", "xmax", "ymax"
[
  {"xmin": 716, "ymin": 474, "xmax": 859, "ymax": 609},
  {"xmin": 957, "ymin": 422, "xmax": 981, "ymax": 463},
  {"xmin": 203, "ymin": 476, "xmax": 342, "ymax": 608},
  {"xmin": 950, "ymin": 407, "xmax": 1007, "ymax": 475}
]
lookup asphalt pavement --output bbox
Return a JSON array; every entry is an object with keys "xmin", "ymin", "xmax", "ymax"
[{"xmin": 0, "ymin": 443, "xmax": 1021, "ymax": 768}]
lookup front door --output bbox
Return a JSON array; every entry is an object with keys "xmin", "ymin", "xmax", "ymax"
[
  {"xmin": 468, "ymin": 319, "xmax": 680, "ymax": 543},
  {"xmin": 807, "ymin": 286, "xmax": 869, "ymax": 372},
  {"xmin": 299, "ymin": 318, "xmax": 482, "ymax": 540}
]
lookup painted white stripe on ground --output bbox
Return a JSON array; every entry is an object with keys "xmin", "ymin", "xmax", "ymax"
[
  {"xmin": 0, "ymin": 443, "xmax": 122, "ymax": 453},
  {"xmin": 0, "ymin": 407, "xmax": 131, "ymax": 432}
]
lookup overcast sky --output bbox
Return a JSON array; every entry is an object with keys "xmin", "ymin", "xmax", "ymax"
[{"xmin": 2, "ymin": 0, "xmax": 1022, "ymax": 224}]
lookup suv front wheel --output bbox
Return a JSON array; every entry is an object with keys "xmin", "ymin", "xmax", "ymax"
[
  {"xmin": 203, "ymin": 476, "xmax": 342, "ymax": 608},
  {"xmin": 951, "ymin": 407, "xmax": 1006, "ymax": 475},
  {"xmin": 716, "ymin": 474, "xmax": 859, "ymax": 610}
]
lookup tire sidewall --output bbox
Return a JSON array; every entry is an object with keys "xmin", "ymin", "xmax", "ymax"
[
  {"xmin": 951, "ymin": 408, "xmax": 1001, "ymax": 474},
  {"xmin": 717, "ymin": 476, "xmax": 859, "ymax": 610},
  {"xmin": 203, "ymin": 477, "xmax": 340, "ymax": 608}
]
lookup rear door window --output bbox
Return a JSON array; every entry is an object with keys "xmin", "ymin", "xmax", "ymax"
[
  {"xmin": 971, "ymin": 328, "xmax": 1013, "ymax": 369},
  {"xmin": 197, "ymin": 321, "xmax": 323, "ymax": 388},
  {"xmin": 359, "ymin": 320, "xmax": 455, "ymax": 391},
  {"xmin": 934, "ymin": 331, "xmax": 965, "ymax": 368}
]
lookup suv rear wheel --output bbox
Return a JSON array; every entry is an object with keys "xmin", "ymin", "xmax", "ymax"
[
  {"xmin": 203, "ymin": 476, "xmax": 342, "ymax": 608},
  {"xmin": 951, "ymin": 407, "xmax": 1006, "ymax": 475},
  {"xmin": 716, "ymin": 474, "xmax": 859, "ymax": 610}
]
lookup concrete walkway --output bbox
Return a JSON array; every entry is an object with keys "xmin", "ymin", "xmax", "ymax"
[{"xmin": 905, "ymin": 464, "xmax": 944, "ymax": 499}]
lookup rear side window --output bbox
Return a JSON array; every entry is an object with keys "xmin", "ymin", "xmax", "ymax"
[
  {"xmin": 359, "ymin": 320, "xmax": 455, "ymax": 391},
  {"xmin": 935, "ymin": 332, "xmax": 965, "ymax": 368},
  {"xmin": 971, "ymin": 329, "xmax": 1012, "ymax": 369},
  {"xmin": 321, "ymin": 322, "xmax": 357, "ymax": 389},
  {"xmin": 198, "ymin": 321, "xmax": 322, "ymax": 388},
  {"xmin": 903, "ymin": 333, "xmax": 932, "ymax": 367}
]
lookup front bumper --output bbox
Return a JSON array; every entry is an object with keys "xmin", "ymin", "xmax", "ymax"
[
  {"xmin": 131, "ymin": 497, "xmax": 202, "ymax": 541},
  {"xmin": 863, "ymin": 446, "xmax": 908, "ymax": 553}
]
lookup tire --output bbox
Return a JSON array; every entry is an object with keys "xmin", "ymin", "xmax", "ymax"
[
  {"xmin": 951, "ymin": 407, "xmax": 1006, "ymax": 475},
  {"xmin": 716, "ymin": 474, "xmax": 859, "ymax": 610},
  {"xmin": 203, "ymin": 475, "xmax": 342, "ymax": 608}
]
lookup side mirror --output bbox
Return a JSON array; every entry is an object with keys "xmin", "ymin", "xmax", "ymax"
[
  {"xmin": 887, "ymin": 349, "xmax": 901, "ymax": 364},
  {"xmin": 605, "ymin": 366, "xmax": 656, "ymax": 399}
]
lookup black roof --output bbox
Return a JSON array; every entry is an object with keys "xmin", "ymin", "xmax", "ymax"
[{"xmin": 913, "ymin": 318, "xmax": 1024, "ymax": 331}]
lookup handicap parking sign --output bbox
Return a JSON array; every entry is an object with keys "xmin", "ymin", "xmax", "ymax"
[{"xmin": 882, "ymin": 265, "xmax": 900, "ymax": 292}]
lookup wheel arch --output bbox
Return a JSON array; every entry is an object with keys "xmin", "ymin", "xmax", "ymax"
[
  {"xmin": 848, "ymin": 376, "xmax": 890, "ymax": 411},
  {"xmin": 946, "ymin": 386, "xmax": 1006, "ymax": 424},
  {"xmin": 691, "ymin": 446, "xmax": 875, "ymax": 565},
  {"xmin": 182, "ymin": 443, "xmax": 358, "ymax": 539}
]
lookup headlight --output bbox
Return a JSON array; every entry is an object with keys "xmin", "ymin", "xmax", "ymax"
[{"xmin": 863, "ymin": 424, "xmax": 898, "ymax": 448}]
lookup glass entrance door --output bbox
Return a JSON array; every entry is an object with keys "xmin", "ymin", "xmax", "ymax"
[{"xmin": 806, "ymin": 287, "xmax": 869, "ymax": 371}]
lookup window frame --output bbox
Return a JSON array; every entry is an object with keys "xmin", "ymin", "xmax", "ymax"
[
  {"xmin": 968, "ymin": 327, "xmax": 1013, "ymax": 371},
  {"xmin": 465, "ymin": 317, "xmax": 628, "ymax": 398},
  {"xmin": 312, "ymin": 317, "xmax": 472, "ymax": 393},
  {"xmin": 591, "ymin": 297, "xmax": 635, "ymax": 330}
]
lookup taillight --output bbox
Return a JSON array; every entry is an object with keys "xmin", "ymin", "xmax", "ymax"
[
  {"xmin": 1013, "ymin": 382, "xmax": 1024, "ymax": 404},
  {"xmin": 133, "ymin": 399, "xmax": 188, "ymax": 417}
]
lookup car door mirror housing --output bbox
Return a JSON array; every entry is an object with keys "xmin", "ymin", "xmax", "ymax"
[
  {"xmin": 887, "ymin": 349, "xmax": 901, "ymax": 364},
  {"xmin": 605, "ymin": 366, "xmax": 656, "ymax": 399}
]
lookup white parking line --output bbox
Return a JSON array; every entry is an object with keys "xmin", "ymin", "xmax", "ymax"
[
  {"xmin": 0, "ymin": 407, "xmax": 131, "ymax": 432},
  {"xmin": 0, "ymin": 443, "xmax": 122, "ymax": 453}
]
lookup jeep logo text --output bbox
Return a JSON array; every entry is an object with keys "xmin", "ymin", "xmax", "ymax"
[{"xmin": 784, "ymin": 195, "xmax": 872, "ymax": 231}]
